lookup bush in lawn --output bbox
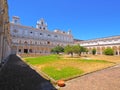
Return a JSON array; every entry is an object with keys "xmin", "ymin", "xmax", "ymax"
[
  {"xmin": 103, "ymin": 48, "xmax": 114, "ymax": 55},
  {"xmin": 92, "ymin": 48, "xmax": 96, "ymax": 55}
]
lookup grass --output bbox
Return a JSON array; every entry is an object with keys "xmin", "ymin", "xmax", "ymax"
[
  {"xmin": 86, "ymin": 55, "xmax": 120, "ymax": 64},
  {"xmin": 23, "ymin": 55, "xmax": 60, "ymax": 65},
  {"xmin": 42, "ymin": 66, "xmax": 84, "ymax": 80},
  {"xmin": 23, "ymin": 54, "xmax": 115, "ymax": 80}
]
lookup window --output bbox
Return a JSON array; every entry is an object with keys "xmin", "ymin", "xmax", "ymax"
[
  {"xmin": 47, "ymin": 41, "xmax": 50, "ymax": 45},
  {"xmin": 13, "ymin": 29, "xmax": 18, "ymax": 33},
  {"xmin": 18, "ymin": 49, "xmax": 21, "ymax": 52},
  {"xmin": 55, "ymin": 35, "xmax": 57, "ymax": 37},
  {"xmin": 35, "ymin": 42, "xmax": 37, "ymax": 44},
  {"xmin": 40, "ymin": 33, "xmax": 42, "ymax": 35},
  {"xmin": 29, "ymin": 49, "xmax": 32, "ymax": 53},
  {"xmin": 41, "ymin": 21, "xmax": 43, "ymax": 25},
  {"xmin": 24, "ymin": 41, "xmax": 27, "ymax": 44},
  {"xmin": 48, "ymin": 34, "xmax": 51, "ymax": 36},
  {"xmin": 63, "ymin": 31, "xmax": 65, "ymax": 33},
  {"xmin": 43, "ymin": 27, "xmax": 45, "ymax": 30}
]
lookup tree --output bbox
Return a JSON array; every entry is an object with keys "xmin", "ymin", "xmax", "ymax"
[
  {"xmin": 103, "ymin": 48, "xmax": 114, "ymax": 55},
  {"xmin": 92, "ymin": 48, "xmax": 96, "ymax": 55},
  {"xmin": 79, "ymin": 46, "xmax": 87, "ymax": 56},
  {"xmin": 51, "ymin": 46, "xmax": 64, "ymax": 54},
  {"xmin": 73, "ymin": 45, "xmax": 80, "ymax": 54},
  {"xmin": 64, "ymin": 45, "xmax": 74, "ymax": 57}
]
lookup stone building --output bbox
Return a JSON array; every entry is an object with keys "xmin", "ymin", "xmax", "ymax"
[
  {"xmin": 10, "ymin": 16, "xmax": 73, "ymax": 55},
  {"xmin": 79, "ymin": 35, "xmax": 120, "ymax": 55},
  {"xmin": 0, "ymin": 0, "xmax": 11, "ymax": 67}
]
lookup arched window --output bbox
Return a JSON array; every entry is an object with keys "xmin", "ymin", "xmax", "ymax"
[
  {"xmin": 47, "ymin": 41, "xmax": 50, "ymax": 45},
  {"xmin": 24, "ymin": 41, "xmax": 27, "ymax": 44}
]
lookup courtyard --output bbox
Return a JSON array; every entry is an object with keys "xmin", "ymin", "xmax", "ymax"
[{"xmin": 23, "ymin": 54, "xmax": 119, "ymax": 82}]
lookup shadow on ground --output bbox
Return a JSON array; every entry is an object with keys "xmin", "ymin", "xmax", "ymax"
[{"xmin": 0, "ymin": 55, "xmax": 57, "ymax": 90}]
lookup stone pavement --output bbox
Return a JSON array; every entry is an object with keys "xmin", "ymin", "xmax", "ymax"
[
  {"xmin": 61, "ymin": 64, "xmax": 120, "ymax": 90},
  {"xmin": 0, "ymin": 55, "xmax": 57, "ymax": 90}
]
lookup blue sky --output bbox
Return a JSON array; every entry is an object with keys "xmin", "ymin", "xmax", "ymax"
[{"xmin": 8, "ymin": 0, "xmax": 120, "ymax": 40}]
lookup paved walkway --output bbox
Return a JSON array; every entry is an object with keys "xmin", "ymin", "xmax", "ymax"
[
  {"xmin": 0, "ymin": 55, "xmax": 56, "ymax": 90},
  {"xmin": 61, "ymin": 64, "xmax": 120, "ymax": 90}
]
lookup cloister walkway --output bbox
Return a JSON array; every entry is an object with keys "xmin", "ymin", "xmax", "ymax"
[
  {"xmin": 0, "ymin": 55, "xmax": 56, "ymax": 90},
  {"xmin": 61, "ymin": 64, "xmax": 120, "ymax": 90}
]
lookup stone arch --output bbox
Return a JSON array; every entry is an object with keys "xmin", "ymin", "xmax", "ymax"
[
  {"xmin": 89, "ymin": 47, "xmax": 92, "ymax": 54},
  {"xmin": 112, "ymin": 46, "xmax": 118, "ymax": 55},
  {"xmin": 118, "ymin": 46, "xmax": 120, "ymax": 55},
  {"xmin": 24, "ymin": 41, "xmax": 28, "ymax": 44},
  {"xmin": 12, "ymin": 46, "xmax": 17, "ymax": 54},
  {"xmin": 96, "ymin": 47, "xmax": 101, "ymax": 55},
  {"xmin": 18, "ymin": 46, "xmax": 23, "ymax": 53}
]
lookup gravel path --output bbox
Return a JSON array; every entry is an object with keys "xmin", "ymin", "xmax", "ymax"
[
  {"xmin": 61, "ymin": 64, "xmax": 120, "ymax": 90},
  {"xmin": 0, "ymin": 55, "xmax": 56, "ymax": 90}
]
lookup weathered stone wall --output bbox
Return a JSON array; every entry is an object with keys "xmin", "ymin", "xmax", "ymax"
[{"xmin": 0, "ymin": 0, "xmax": 11, "ymax": 67}]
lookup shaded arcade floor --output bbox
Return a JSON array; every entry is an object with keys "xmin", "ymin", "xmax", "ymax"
[{"xmin": 0, "ymin": 55, "xmax": 57, "ymax": 90}]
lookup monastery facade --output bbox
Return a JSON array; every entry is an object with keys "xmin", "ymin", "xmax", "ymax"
[
  {"xmin": 10, "ymin": 16, "xmax": 73, "ymax": 55},
  {"xmin": 78, "ymin": 36, "xmax": 120, "ymax": 55},
  {"xmin": 10, "ymin": 16, "xmax": 120, "ymax": 56}
]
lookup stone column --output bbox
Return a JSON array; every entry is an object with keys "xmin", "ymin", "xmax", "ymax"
[
  {"xmin": 0, "ymin": 34, "xmax": 3, "ymax": 65},
  {"xmin": 28, "ymin": 45, "xmax": 30, "ymax": 54},
  {"xmin": 117, "ymin": 46, "xmax": 120, "ymax": 55},
  {"xmin": 16, "ymin": 45, "xmax": 18, "ymax": 54},
  {"xmin": 100, "ymin": 47, "xmax": 102, "ymax": 55},
  {"xmin": 117, "ymin": 50, "xmax": 119, "ymax": 55},
  {"xmin": 4, "ymin": 40, "xmax": 7, "ymax": 59},
  {"xmin": 2, "ymin": 36, "xmax": 5, "ymax": 60}
]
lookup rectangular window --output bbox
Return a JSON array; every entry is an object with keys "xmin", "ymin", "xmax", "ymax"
[
  {"xmin": 18, "ymin": 49, "xmax": 21, "ymax": 52},
  {"xmin": 40, "ymin": 33, "xmax": 42, "ymax": 35}
]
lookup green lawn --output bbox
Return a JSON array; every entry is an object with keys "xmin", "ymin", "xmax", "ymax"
[
  {"xmin": 23, "ymin": 55, "xmax": 114, "ymax": 80},
  {"xmin": 42, "ymin": 66, "xmax": 84, "ymax": 80},
  {"xmin": 24, "ymin": 55, "xmax": 60, "ymax": 65}
]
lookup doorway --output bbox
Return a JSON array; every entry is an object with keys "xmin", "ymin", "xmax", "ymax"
[{"xmin": 24, "ymin": 49, "xmax": 28, "ymax": 53}]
